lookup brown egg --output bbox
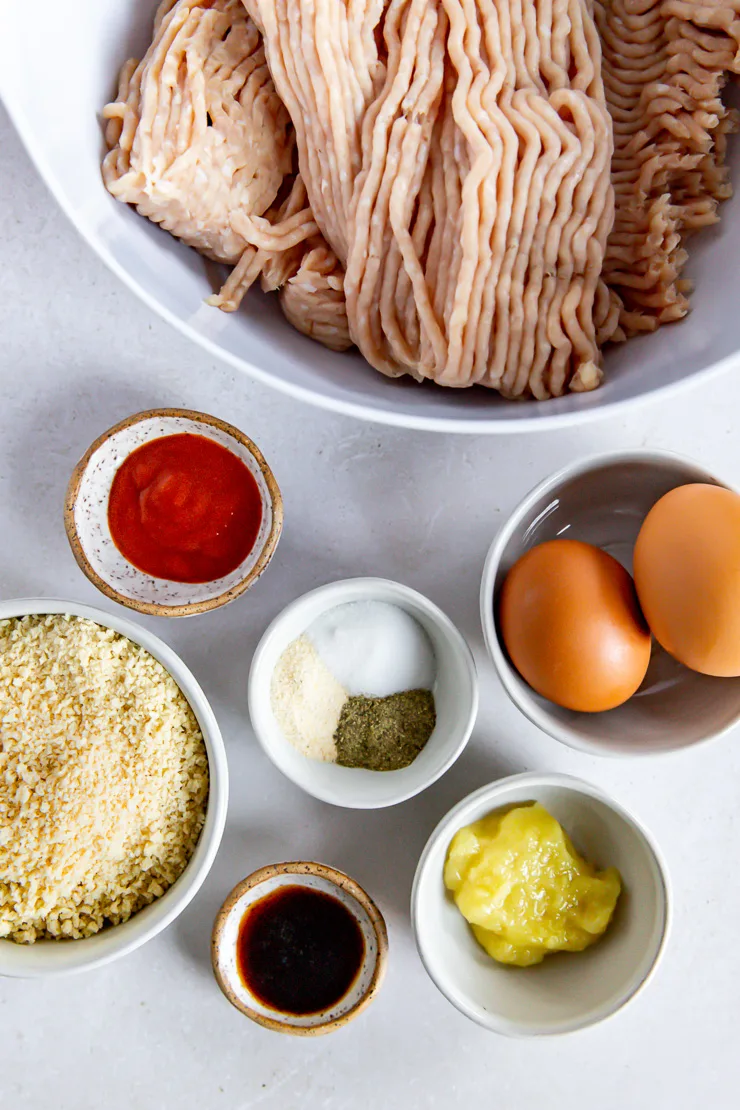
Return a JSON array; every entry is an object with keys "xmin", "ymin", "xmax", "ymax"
[
  {"xmin": 499, "ymin": 539, "xmax": 651, "ymax": 712},
  {"xmin": 634, "ymin": 483, "xmax": 740, "ymax": 677}
]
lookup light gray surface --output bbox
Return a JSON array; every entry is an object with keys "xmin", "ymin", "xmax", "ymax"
[{"xmin": 1, "ymin": 102, "xmax": 738, "ymax": 1108}]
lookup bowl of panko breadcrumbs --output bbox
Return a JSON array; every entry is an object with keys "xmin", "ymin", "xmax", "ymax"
[{"xmin": 0, "ymin": 598, "xmax": 228, "ymax": 977}]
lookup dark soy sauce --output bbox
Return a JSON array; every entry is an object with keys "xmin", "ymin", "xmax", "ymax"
[{"xmin": 237, "ymin": 885, "xmax": 365, "ymax": 1015}]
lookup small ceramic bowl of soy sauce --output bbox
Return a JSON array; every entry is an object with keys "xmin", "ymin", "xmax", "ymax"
[{"xmin": 211, "ymin": 861, "xmax": 388, "ymax": 1035}]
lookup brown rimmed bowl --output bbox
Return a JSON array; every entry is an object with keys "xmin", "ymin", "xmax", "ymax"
[
  {"xmin": 211, "ymin": 862, "xmax": 388, "ymax": 1035},
  {"xmin": 64, "ymin": 408, "xmax": 283, "ymax": 618}
]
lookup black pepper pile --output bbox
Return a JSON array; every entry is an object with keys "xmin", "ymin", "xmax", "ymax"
[{"xmin": 334, "ymin": 689, "xmax": 436, "ymax": 771}]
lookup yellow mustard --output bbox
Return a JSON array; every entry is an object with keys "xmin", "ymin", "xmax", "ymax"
[{"xmin": 444, "ymin": 803, "xmax": 621, "ymax": 967}]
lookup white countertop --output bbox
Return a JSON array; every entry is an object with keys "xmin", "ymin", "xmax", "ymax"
[{"xmin": 1, "ymin": 102, "xmax": 738, "ymax": 1109}]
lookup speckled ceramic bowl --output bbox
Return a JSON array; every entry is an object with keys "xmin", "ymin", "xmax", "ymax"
[
  {"xmin": 64, "ymin": 409, "xmax": 283, "ymax": 617},
  {"xmin": 211, "ymin": 862, "xmax": 388, "ymax": 1035}
]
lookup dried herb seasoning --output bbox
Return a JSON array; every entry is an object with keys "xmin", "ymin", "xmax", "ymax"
[{"xmin": 334, "ymin": 689, "xmax": 436, "ymax": 771}]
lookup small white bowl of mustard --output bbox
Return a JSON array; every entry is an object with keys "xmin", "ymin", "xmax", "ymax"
[{"xmin": 412, "ymin": 772, "xmax": 670, "ymax": 1036}]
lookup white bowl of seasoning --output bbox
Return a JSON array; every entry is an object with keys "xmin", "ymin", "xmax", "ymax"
[
  {"xmin": 0, "ymin": 597, "xmax": 228, "ymax": 978},
  {"xmin": 248, "ymin": 578, "xmax": 479, "ymax": 809},
  {"xmin": 412, "ymin": 773, "xmax": 670, "ymax": 1036},
  {"xmin": 211, "ymin": 861, "xmax": 388, "ymax": 1034},
  {"xmin": 64, "ymin": 408, "xmax": 283, "ymax": 617},
  {"xmin": 480, "ymin": 449, "xmax": 740, "ymax": 756}
]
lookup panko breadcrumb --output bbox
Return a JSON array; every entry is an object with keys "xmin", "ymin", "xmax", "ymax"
[{"xmin": 0, "ymin": 615, "xmax": 209, "ymax": 943}]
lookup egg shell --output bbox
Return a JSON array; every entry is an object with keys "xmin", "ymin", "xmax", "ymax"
[
  {"xmin": 499, "ymin": 539, "xmax": 651, "ymax": 713},
  {"xmin": 633, "ymin": 483, "xmax": 740, "ymax": 677}
]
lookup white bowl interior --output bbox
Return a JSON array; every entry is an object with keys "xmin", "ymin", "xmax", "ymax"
[
  {"xmin": 0, "ymin": 597, "xmax": 228, "ymax": 977},
  {"xmin": 74, "ymin": 414, "xmax": 275, "ymax": 608},
  {"xmin": 248, "ymin": 579, "xmax": 478, "ymax": 808},
  {"xmin": 2, "ymin": 1, "xmax": 740, "ymax": 431},
  {"xmin": 482, "ymin": 453, "xmax": 740, "ymax": 756},
  {"xmin": 214, "ymin": 870, "xmax": 381, "ymax": 1029},
  {"xmin": 412, "ymin": 774, "xmax": 669, "ymax": 1036}
]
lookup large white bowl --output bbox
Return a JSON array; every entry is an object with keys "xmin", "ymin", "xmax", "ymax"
[
  {"xmin": 1, "ymin": 0, "xmax": 739, "ymax": 432},
  {"xmin": 0, "ymin": 598, "xmax": 229, "ymax": 978},
  {"xmin": 412, "ymin": 773, "xmax": 670, "ymax": 1036}
]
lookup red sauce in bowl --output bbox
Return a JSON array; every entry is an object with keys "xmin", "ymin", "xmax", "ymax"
[{"xmin": 108, "ymin": 433, "xmax": 263, "ymax": 583}]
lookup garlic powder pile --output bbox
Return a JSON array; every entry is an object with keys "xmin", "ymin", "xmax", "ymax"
[
  {"xmin": 270, "ymin": 635, "xmax": 346, "ymax": 761},
  {"xmin": 0, "ymin": 615, "xmax": 209, "ymax": 943}
]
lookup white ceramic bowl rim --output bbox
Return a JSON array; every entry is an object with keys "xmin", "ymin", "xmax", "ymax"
[
  {"xmin": 411, "ymin": 771, "xmax": 672, "ymax": 1036},
  {"xmin": 0, "ymin": 597, "xmax": 229, "ymax": 977},
  {"xmin": 479, "ymin": 447, "xmax": 733, "ymax": 758},
  {"xmin": 3, "ymin": 16, "xmax": 740, "ymax": 435},
  {"xmin": 248, "ymin": 577, "xmax": 479, "ymax": 809}
]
